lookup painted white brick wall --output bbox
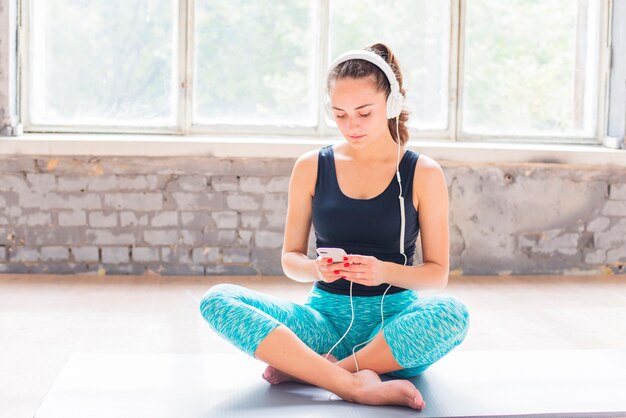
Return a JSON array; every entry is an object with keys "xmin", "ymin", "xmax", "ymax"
[{"xmin": 1, "ymin": 154, "xmax": 625, "ymax": 276}]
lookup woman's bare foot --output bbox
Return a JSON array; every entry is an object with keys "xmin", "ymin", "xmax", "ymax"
[
  {"xmin": 342, "ymin": 369, "xmax": 426, "ymax": 410},
  {"xmin": 261, "ymin": 353, "xmax": 425, "ymax": 410},
  {"xmin": 262, "ymin": 353, "xmax": 338, "ymax": 385}
]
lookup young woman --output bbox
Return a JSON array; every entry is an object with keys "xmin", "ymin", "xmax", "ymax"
[{"xmin": 200, "ymin": 43, "xmax": 470, "ymax": 410}]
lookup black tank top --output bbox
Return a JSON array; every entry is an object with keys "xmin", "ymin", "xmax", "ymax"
[{"xmin": 312, "ymin": 144, "xmax": 420, "ymax": 296}]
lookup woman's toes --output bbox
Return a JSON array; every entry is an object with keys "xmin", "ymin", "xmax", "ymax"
[
  {"xmin": 262, "ymin": 365, "xmax": 296, "ymax": 385},
  {"xmin": 262, "ymin": 366, "xmax": 280, "ymax": 383},
  {"xmin": 411, "ymin": 398, "xmax": 425, "ymax": 409},
  {"xmin": 409, "ymin": 392, "xmax": 425, "ymax": 409}
]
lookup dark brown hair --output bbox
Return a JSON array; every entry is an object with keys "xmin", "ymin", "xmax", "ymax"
[{"xmin": 327, "ymin": 42, "xmax": 409, "ymax": 146}]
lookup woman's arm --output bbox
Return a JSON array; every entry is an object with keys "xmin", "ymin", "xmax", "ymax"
[
  {"xmin": 280, "ymin": 151, "xmax": 321, "ymax": 283},
  {"xmin": 339, "ymin": 156, "xmax": 450, "ymax": 291},
  {"xmin": 386, "ymin": 156, "xmax": 450, "ymax": 291}
]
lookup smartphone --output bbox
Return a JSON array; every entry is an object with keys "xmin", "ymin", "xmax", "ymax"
[{"xmin": 316, "ymin": 247, "xmax": 348, "ymax": 260}]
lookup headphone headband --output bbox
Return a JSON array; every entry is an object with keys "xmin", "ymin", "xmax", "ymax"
[
  {"xmin": 326, "ymin": 49, "xmax": 404, "ymax": 119},
  {"xmin": 327, "ymin": 50, "xmax": 400, "ymax": 95}
]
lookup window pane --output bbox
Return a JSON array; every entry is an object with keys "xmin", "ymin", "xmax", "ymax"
[
  {"xmin": 330, "ymin": 0, "xmax": 450, "ymax": 131},
  {"xmin": 194, "ymin": 1, "xmax": 316, "ymax": 126},
  {"xmin": 463, "ymin": 0, "xmax": 601, "ymax": 136},
  {"xmin": 30, "ymin": 0, "xmax": 178, "ymax": 127}
]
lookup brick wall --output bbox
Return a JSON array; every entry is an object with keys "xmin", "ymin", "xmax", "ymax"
[
  {"xmin": 0, "ymin": 155, "xmax": 625, "ymax": 276},
  {"xmin": 0, "ymin": 156, "xmax": 297, "ymax": 275}
]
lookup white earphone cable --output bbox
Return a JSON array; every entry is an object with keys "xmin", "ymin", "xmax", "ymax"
[{"xmin": 333, "ymin": 115, "xmax": 406, "ymax": 372}]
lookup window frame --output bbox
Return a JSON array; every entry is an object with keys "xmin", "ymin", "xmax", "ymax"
[{"xmin": 18, "ymin": 0, "xmax": 613, "ymax": 146}]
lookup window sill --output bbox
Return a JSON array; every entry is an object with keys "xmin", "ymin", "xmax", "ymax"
[{"xmin": 0, "ymin": 133, "xmax": 625, "ymax": 167}]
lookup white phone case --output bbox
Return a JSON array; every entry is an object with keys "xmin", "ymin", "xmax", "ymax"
[{"xmin": 316, "ymin": 247, "xmax": 347, "ymax": 260}]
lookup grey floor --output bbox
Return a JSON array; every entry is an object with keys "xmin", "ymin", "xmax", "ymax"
[
  {"xmin": 1, "ymin": 274, "xmax": 626, "ymax": 417},
  {"xmin": 32, "ymin": 350, "xmax": 626, "ymax": 417}
]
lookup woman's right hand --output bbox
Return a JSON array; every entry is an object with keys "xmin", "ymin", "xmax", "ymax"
[{"xmin": 314, "ymin": 256, "xmax": 347, "ymax": 283}]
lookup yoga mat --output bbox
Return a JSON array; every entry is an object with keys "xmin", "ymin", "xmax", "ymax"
[{"xmin": 34, "ymin": 349, "xmax": 626, "ymax": 417}]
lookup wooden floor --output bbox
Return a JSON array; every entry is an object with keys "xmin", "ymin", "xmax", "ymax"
[{"xmin": 1, "ymin": 273, "xmax": 625, "ymax": 418}]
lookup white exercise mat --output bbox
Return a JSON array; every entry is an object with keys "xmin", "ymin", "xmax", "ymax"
[{"xmin": 34, "ymin": 349, "xmax": 626, "ymax": 418}]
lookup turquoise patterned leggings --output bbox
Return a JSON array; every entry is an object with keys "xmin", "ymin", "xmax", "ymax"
[{"xmin": 199, "ymin": 283, "xmax": 470, "ymax": 378}]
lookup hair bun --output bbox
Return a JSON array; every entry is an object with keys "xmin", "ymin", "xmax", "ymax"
[{"xmin": 367, "ymin": 43, "xmax": 390, "ymax": 62}]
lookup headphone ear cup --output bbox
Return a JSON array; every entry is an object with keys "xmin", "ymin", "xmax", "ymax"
[
  {"xmin": 325, "ymin": 96, "xmax": 335, "ymax": 121},
  {"xmin": 387, "ymin": 91, "xmax": 404, "ymax": 119}
]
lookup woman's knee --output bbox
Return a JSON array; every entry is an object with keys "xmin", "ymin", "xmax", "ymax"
[
  {"xmin": 430, "ymin": 294, "xmax": 470, "ymax": 337},
  {"xmin": 382, "ymin": 295, "xmax": 470, "ymax": 372},
  {"xmin": 199, "ymin": 283, "xmax": 242, "ymax": 322}
]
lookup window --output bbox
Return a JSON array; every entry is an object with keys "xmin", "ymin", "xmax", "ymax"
[
  {"xmin": 194, "ymin": 1, "xmax": 317, "ymax": 127},
  {"xmin": 28, "ymin": 0, "xmax": 178, "ymax": 128},
  {"xmin": 461, "ymin": 0, "xmax": 603, "ymax": 139},
  {"xmin": 21, "ymin": 0, "xmax": 610, "ymax": 144}
]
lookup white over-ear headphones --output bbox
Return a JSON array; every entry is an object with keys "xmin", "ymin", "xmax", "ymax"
[
  {"xmin": 323, "ymin": 49, "xmax": 409, "ymax": 373},
  {"xmin": 325, "ymin": 49, "xmax": 404, "ymax": 120}
]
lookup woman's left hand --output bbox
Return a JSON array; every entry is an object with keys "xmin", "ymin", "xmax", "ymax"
[{"xmin": 340, "ymin": 254, "xmax": 387, "ymax": 287}]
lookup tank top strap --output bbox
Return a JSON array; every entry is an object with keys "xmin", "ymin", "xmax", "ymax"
[
  {"xmin": 400, "ymin": 149, "xmax": 420, "ymax": 202},
  {"xmin": 315, "ymin": 145, "xmax": 333, "ymax": 196}
]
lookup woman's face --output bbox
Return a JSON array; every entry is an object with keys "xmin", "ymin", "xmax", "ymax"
[{"xmin": 328, "ymin": 76, "xmax": 389, "ymax": 147}]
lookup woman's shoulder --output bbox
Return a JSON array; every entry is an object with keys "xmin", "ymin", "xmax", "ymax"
[
  {"xmin": 410, "ymin": 152, "xmax": 447, "ymax": 200},
  {"xmin": 412, "ymin": 151, "xmax": 441, "ymax": 171},
  {"xmin": 294, "ymin": 146, "xmax": 325, "ymax": 167},
  {"xmin": 405, "ymin": 151, "xmax": 447, "ymax": 211},
  {"xmin": 291, "ymin": 147, "xmax": 327, "ymax": 197}
]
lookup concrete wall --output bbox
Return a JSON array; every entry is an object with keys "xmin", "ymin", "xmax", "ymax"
[
  {"xmin": 445, "ymin": 162, "xmax": 626, "ymax": 275},
  {"xmin": 1, "ymin": 154, "xmax": 625, "ymax": 276}
]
